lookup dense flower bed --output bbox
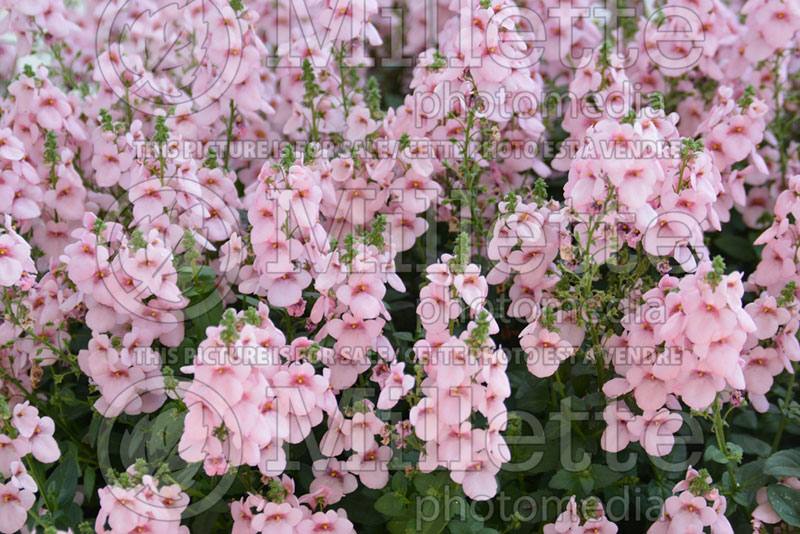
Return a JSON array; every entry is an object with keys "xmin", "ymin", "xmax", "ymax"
[{"xmin": 0, "ymin": 0, "xmax": 800, "ymax": 533}]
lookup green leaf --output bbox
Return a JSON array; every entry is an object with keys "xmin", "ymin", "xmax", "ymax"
[
  {"xmin": 394, "ymin": 331, "xmax": 415, "ymax": 342},
  {"xmin": 448, "ymin": 521, "xmax": 473, "ymax": 534},
  {"xmin": 387, "ymin": 516, "xmax": 415, "ymax": 534},
  {"xmin": 420, "ymin": 499, "xmax": 449, "ymax": 534},
  {"xmin": 392, "ymin": 472, "xmax": 408, "ymax": 493},
  {"xmin": 448, "ymin": 517, "xmax": 493, "ymax": 534},
  {"xmin": 187, "ymin": 290, "xmax": 224, "ymax": 333},
  {"xmin": 550, "ymin": 469, "xmax": 594, "ymax": 494},
  {"xmin": 731, "ymin": 434, "xmax": 771, "ymax": 457},
  {"xmin": 704, "ymin": 445, "xmax": 730, "ymax": 464},
  {"xmin": 765, "ymin": 449, "xmax": 800, "ymax": 479},
  {"xmin": 53, "ymin": 502, "xmax": 83, "ymax": 530},
  {"xmin": 737, "ymin": 459, "xmax": 769, "ymax": 492},
  {"xmin": 376, "ymin": 493, "xmax": 405, "ymax": 516},
  {"xmin": 579, "ymin": 474, "xmax": 594, "ymax": 495},
  {"xmin": 727, "ymin": 443, "xmax": 744, "ymax": 464},
  {"xmin": 46, "ymin": 455, "xmax": 79, "ymax": 507},
  {"xmin": 414, "ymin": 471, "xmax": 449, "ymax": 495},
  {"xmin": 147, "ymin": 405, "xmax": 183, "ymax": 460},
  {"xmin": 591, "ymin": 465, "xmax": 622, "ymax": 488},
  {"xmin": 83, "ymin": 467, "xmax": 97, "ymax": 505},
  {"xmin": 549, "ymin": 469, "xmax": 575, "ymax": 491},
  {"xmin": 767, "ymin": 485, "xmax": 800, "ymax": 526}
]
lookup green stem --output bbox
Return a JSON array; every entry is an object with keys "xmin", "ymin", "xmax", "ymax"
[
  {"xmin": 771, "ymin": 363, "xmax": 798, "ymax": 454},
  {"xmin": 223, "ymin": 100, "xmax": 237, "ymax": 170},
  {"xmin": 26, "ymin": 457, "xmax": 57, "ymax": 514},
  {"xmin": 711, "ymin": 398, "xmax": 739, "ymax": 493}
]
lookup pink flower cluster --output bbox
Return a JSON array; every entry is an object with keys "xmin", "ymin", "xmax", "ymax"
[
  {"xmin": 0, "ymin": 217, "xmax": 36, "ymax": 288},
  {"xmin": 178, "ymin": 303, "xmax": 335, "ymax": 478},
  {"xmin": 608, "ymin": 261, "xmax": 755, "ymax": 410},
  {"xmin": 648, "ymin": 467, "xmax": 733, "ymax": 534},
  {"xmin": 0, "ymin": 0, "xmax": 799, "ymax": 532},
  {"xmin": 230, "ymin": 477, "xmax": 356, "ymax": 534},
  {"xmin": 0, "ymin": 401, "xmax": 61, "ymax": 534},
  {"xmin": 602, "ymin": 261, "xmax": 757, "ymax": 455},
  {"xmin": 409, "ymin": 254, "xmax": 510, "ymax": 500},
  {"xmin": 565, "ymin": 109, "xmax": 725, "ymax": 271},
  {"xmin": 543, "ymin": 495, "xmax": 618, "ymax": 534},
  {"xmin": 95, "ymin": 473, "xmax": 189, "ymax": 534}
]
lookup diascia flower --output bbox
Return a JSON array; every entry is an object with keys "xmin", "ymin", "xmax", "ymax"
[
  {"xmin": 0, "ymin": 483, "xmax": 35, "ymax": 534},
  {"xmin": 0, "ymin": 0, "xmax": 799, "ymax": 532}
]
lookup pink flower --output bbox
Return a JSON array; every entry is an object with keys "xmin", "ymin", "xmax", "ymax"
[
  {"xmin": 0, "ymin": 233, "xmax": 35, "ymax": 287},
  {"xmin": 35, "ymin": 87, "xmax": 70, "ymax": 129},
  {"xmin": 742, "ymin": 347, "xmax": 784, "ymax": 395},
  {"xmin": 272, "ymin": 362, "xmax": 328, "ymax": 417},
  {"xmin": 627, "ymin": 409, "xmax": 682, "ymax": 457},
  {"xmin": 394, "ymin": 171, "xmax": 439, "ymax": 213},
  {"xmin": 345, "ymin": 107, "xmax": 377, "ymax": 141},
  {"xmin": 8, "ymin": 461, "xmax": 36, "ymax": 492},
  {"xmin": 280, "ymin": 166, "xmax": 322, "ymax": 228},
  {"xmin": 712, "ymin": 115, "xmax": 758, "ymax": 164},
  {"xmin": 745, "ymin": 294, "xmax": 791, "ymax": 339},
  {"xmin": 682, "ymin": 292, "xmax": 736, "ymax": 346},
  {"xmin": 0, "ymin": 483, "xmax": 35, "ymax": 534},
  {"xmin": 348, "ymin": 411, "xmax": 383, "ymax": 454},
  {"xmin": 231, "ymin": 495, "xmax": 263, "ymax": 534},
  {"xmin": 11, "ymin": 402, "xmax": 39, "ymax": 438},
  {"xmin": 346, "ymin": 445, "xmax": 392, "ymax": 489},
  {"xmin": 678, "ymin": 358, "xmax": 726, "ymax": 411},
  {"xmin": 377, "ymin": 362, "xmax": 415, "ymax": 410},
  {"xmin": 252, "ymin": 502, "xmax": 303, "ymax": 534},
  {"xmin": 449, "ymin": 447, "xmax": 500, "ymax": 501},
  {"xmin": 410, "ymin": 397, "xmax": 441, "ymax": 441},
  {"xmin": 454, "ymin": 264, "xmax": 488, "ymax": 311},
  {"xmin": 601, "ymin": 401, "xmax": 637, "ymax": 453},
  {"xmin": 297, "ymin": 510, "xmax": 354, "ymax": 534},
  {"xmin": 335, "ymin": 273, "xmax": 386, "ymax": 320},
  {"xmin": 92, "ymin": 140, "xmax": 133, "ymax": 187},
  {"xmin": 521, "ymin": 327, "xmax": 574, "ymax": 378},
  {"xmin": 194, "ymin": 355, "xmax": 252, "ymax": 406},
  {"xmin": 0, "ymin": 129, "xmax": 24, "ymax": 161},
  {"xmin": 309, "ymin": 458, "xmax": 357, "ymax": 504},
  {"xmin": 28, "ymin": 416, "xmax": 60, "ymax": 463},
  {"xmin": 326, "ymin": 313, "xmax": 384, "ymax": 360},
  {"xmin": 261, "ymin": 270, "xmax": 313, "ymax": 308},
  {"xmin": 320, "ymin": 411, "xmax": 351, "ymax": 457},
  {"xmin": 387, "ymin": 209, "xmax": 428, "ymax": 252},
  {"xmin": 664, "ymin": 491, "xmax": 717, "ymax": 534}
]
